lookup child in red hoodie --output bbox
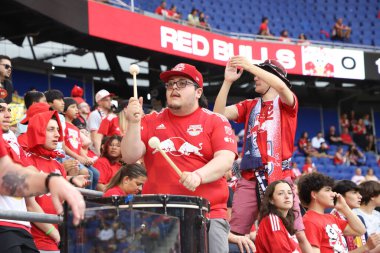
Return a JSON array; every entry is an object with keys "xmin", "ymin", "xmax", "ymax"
[{"xmin": 26, "ymin": 110, "xmax": 87, "ymax": 251}]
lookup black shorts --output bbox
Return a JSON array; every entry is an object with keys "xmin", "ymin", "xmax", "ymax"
[{"xmin": 0, "ymin": 226, "xmax": 39, "ymax": 253}]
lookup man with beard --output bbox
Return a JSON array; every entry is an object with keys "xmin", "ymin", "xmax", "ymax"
[{"xmin": 122, "ymin": 63, "xmax": 237, "ymax": 253}]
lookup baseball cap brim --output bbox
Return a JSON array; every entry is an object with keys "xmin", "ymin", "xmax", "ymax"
[
  {"xmin": 160, "ymin": 71, "xmax": 199, "ymax": 86},
  {"xmin": 255, "ymin": 63, "xmax": 291, "ymax": 88},
  {"xmin": 96, "ymin": 93, "xmax": 115, "ymax": 103}
]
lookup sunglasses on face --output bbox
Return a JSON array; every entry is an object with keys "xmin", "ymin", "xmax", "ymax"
[
  {"xmin": 0, "ymin": 64, "xmax": 12, "ymax": 70},
  {"xmin": 165, "ymin": 80, "xmax": 196, "ymax": 90}
]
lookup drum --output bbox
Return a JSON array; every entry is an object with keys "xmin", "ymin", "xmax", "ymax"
[{"xmin": 91, "ymin": 194, "xmax": 210, "ymax": 253}]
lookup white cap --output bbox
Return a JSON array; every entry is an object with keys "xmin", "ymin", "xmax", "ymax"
[{"xmin": 95, "ymin": 89, "xmax": 113, "ymax": 103}]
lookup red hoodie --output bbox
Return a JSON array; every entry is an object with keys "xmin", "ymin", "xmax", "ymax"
[
  {"xmin": 0, "ymin": 129, "xmax": 8, "ymax": 158},
  {"xmin": 26, "ymin": 111, "xmax": 66, "ymax": 251}
]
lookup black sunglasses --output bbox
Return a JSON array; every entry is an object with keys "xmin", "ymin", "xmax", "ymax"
[{"xmin": 0, "ymin": 64, "xmax": 12, "ymax": 70}]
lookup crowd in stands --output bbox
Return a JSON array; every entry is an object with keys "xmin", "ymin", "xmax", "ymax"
[
  {"xmin": 1, "ymin": 50, "xmax": 380, "ymax": 252},
  {"xmin": 154, "ymin": 0, "xmax": 210, "ymax": 30}
]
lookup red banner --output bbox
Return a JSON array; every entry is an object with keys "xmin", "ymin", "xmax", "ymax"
[
  {"xmin": 88, "ymin": 1, "xmax": 303, "ymax": 74},
  {"xmin": 88, "ymin": 1, "xmax": 368, "ymax": 80}
]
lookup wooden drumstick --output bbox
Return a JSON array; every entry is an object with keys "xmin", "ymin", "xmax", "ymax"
[
  {"xmin": 148, "ymin": 136, "xmax": 182, "ymax": 177},
  {"xmin": 129, "ymin": 64, "xmax": 140, "ymax": 99}
]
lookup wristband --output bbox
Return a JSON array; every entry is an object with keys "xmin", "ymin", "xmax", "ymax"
[
  {"xmin": 46, "ymin": 226, "xmax": 55, "ymax": 235},
  {"xmin": 194, "ymin": 171, "xmax": 203, "ymax": 184},
  {"xmin": 69, "ymin": 176, "xmax": 75, "ymax": 185},
  {"xmin": 45, "ymin": 173, "xmax": 61, "ymax": 192}
]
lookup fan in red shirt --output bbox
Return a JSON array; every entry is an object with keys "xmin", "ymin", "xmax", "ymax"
[
  {"xmin": 94, "ymin": 135, "xmax": 123, "ymax": 191},
  {"xmin": 98, "ymin": 99, "xmax": 129, "ymax": 138},
  {"xmin": 214, "ymin": 56, "xmax": 308, "ymax": 251},
  {"xmin": 255, "ymin": 180, "xmax": 301, "ymax": 253},
  {"xmin": 298, "ymin": 173, "xmax": 366, "ymax": 253},
  {"xmin": 26, "ymin": 110, "xmax": 88, "ymax": 251},
  {"xmin": 103, "ymin": 163, "xmax": 146, "ymax": 197},
  {"xmin": 122, "ymin": 63, "xmax": 237, "ymax": 253}
]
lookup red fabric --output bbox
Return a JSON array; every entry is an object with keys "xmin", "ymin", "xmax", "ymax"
[
  {"xmin": 0, "ymin": 129, "xmax": 7, "ymax": 158},
  {"xmin": 103, "ymin": 185, "xmax": 125, "ymax": 197},
  {"xmin": 2, "ymin": 133, "xmax": 31, "ymax": 166},
  {"xmin": 0, "ymin": 221, "xmax": 31, "ymax": 233},
  {"xmin": 87, "ymin": 149, "xmax": 98, "ymax": 160},
  {"xmin": 26, "ymin": 112, "xmax": 67, "ymax": 250},
  {"xmin": 256, "ymin": 214, "xmax": 301, "ymax": 253},
  {"xmin": 341, "ymin": 133, "xmax": 353, "ymax": 144},
  {"xmin": 331, "ymin": 209, "xmax": 366, "ymax": 250},
  {"xmin": 28, "ymin": 154, "xmax": 66, "ymax": 251},
  {"xmin": 302, "ymin": 164, "xmax": 315, "ymax": 174},
  {"xmin": 235, "ymin": 95, "xmax": 298, "ymax": 181},
  {"xmin": 26, "ymin": 111, "xmax": 63, "ymax": 150},
  {"xmin": 155, "ymin": 6, "xmax": 166, "ymax": 15},
  {"xmin": 94, "ymin": 157, "xmax": 121, "ymax": 185},
  {"xmin": 140, "ymin": 107, "xmax": 237, "ymax": 219},
  {"xmin": 17, "ymin": 133, "xmax": 28, "ymax": 151},
  {"xmin": 64, "ymin": 122, "xmax": 83, "ymax": 155},
  {"xmin": 303, "ymin": 210, "xmax": 348, "ymax": 253},
  {"xmin": 98, "ymin": 115, "xmax": 122, "ymax": 136},
  {"xmin": 259, "ymin": 23, "xmax": 268, "ymax": 33}
]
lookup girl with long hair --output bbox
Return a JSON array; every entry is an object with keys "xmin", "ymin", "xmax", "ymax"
[
  {"xmin": 103, "ymin": 163, "xmax": 147, "ymax": 196},
  {"xmin": 255, "ymin": 180, "xmax": 301, "ymax": 253},
  {"xmin": 94, "ymin": 135, "xmax": 123, "ymax": 191}
]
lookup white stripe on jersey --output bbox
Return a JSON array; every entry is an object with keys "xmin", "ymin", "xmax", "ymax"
[{"xmin": 269, "ymin": 214, "xmax": 280, "ymax": 231}]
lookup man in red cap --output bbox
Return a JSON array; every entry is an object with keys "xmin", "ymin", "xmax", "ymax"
[
  {"xmin": 122, "ymin": 63, "xmax": 237, "ymax": 253},
  {"xmin": 214, "ymin": 56, "xmax": 312, "ymax": 253}
]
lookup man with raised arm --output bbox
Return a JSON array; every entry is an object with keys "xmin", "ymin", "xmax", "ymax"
[
  {"xmin": 122, "ymin": 63, "xmax": 237, "ymax": 253},
  {"xmin": 214, "ymin": 56, "xmax": 312, "ymax": 253}
]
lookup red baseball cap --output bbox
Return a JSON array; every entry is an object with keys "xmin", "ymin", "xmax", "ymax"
[
  {"xmin": 256, "ymin": 59, "xmax": 291, "ymax": 88},
  {"xmin": 20, "ymin": 102, "xmax": 50, "ymax": 124},
  {"xmin": 160, "ymin": 63, "xmax": 203, "ymax": 88}
]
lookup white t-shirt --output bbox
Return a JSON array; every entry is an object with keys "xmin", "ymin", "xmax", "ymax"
[{"xmin": 353, "ymin": 208, "xmax": 380, "ymax": 235}]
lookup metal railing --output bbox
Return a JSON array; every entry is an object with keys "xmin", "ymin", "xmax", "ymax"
[{"xmin": 0, "ymin": 188, "xmax": 103, "ymax": 224}]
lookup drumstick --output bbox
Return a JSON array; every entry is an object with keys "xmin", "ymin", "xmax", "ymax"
[
  {"xmin": 148, "ymin": 136, "xmax": 182, "ymax": 177},
  {"xmin": 129, "ymin": 64, "xmax": 140, "ymax": 99}
]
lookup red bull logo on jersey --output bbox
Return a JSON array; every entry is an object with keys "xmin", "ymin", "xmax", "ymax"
[
  {"xmin": 152, "ymin": 137, "xmax": 203, "ymax": 157},
  {"xmin": 187, "ymin": 124, "xmax": 203, "ymax": 136}
]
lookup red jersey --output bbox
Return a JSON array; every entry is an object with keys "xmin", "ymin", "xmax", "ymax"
[
  {"xmin": 103, "ymin": 186, "xmax": 124, "ymax": 197},
  {"xmin": 236, "ymin": 95, "xmax": 298, "ymax": 179},
  {"xmin": 64, "ymin": 122, "xmax": 82, "ymax": 155},
  {"xmin": 98, "ymin": 114, "xmax": 122, "ymax": 136},
  {"xmin": 303, "ymin": 210, "xmax": 348, "ymax": 253},
  {"xmin": 0, "ymin": 129, "xmax": 8, "ymax": 157},
  {"xmin": 94, "ymin": 157, "xmax": 122, "ymax": 185},
  {"xmin": 0, "ymin": 130, "xmax": 32, "ymax": 232},
  {"xmin": 140, "ymin": 107, "xmax": 237, "ymax": 219},
  {"xmin": 256, "ymin": 214, "xmax": 301, "ymax": 253},
  {"xmin": 28, "ymin": 154, "xmax": 66, "ymax": 251}
]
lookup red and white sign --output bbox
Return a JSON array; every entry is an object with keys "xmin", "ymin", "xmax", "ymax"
[{"xmin": 88, "ymin": 1, "xmax": 365, "ymax": 80}]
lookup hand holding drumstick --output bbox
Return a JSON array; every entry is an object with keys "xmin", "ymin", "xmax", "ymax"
[{"xmin": 148, "ymin": 137, "xmax": 202, "ymax": 191}]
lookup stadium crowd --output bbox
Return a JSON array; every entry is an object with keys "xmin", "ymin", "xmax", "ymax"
[{"xmin": 0, "ymin": 17, "xmax": 379, "ymax": 252}]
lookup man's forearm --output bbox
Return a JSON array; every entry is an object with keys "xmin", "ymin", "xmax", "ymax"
[
  {"xmin": 121, "ymin": 122, "xmax": 145, "ymax": 164},
  {"xmin": 195, "ymin": 150, "xmax": 235, "ymax": 184},
  {"xmin": 0, "ymin": 156, "xmax": 47, "ymax": 197},
  {"xmin": 214, "ymin": 80, "xmax": 232, "ymax": 116}
]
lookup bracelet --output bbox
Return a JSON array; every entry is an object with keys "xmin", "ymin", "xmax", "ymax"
[
  {"xmin": 45, "ymin": 173, "xmax": 61, "ymax": 192},
  {"xmin": 194, "ymin": 171, "xmax": 203, "ymax": 184},
  {"xmin": 46, "ymin": 226, "xmax": 55, "ymax": 235},
  {"xmin": 69, "ymin": 176, "xmax": 75, "ymax": 185}
]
